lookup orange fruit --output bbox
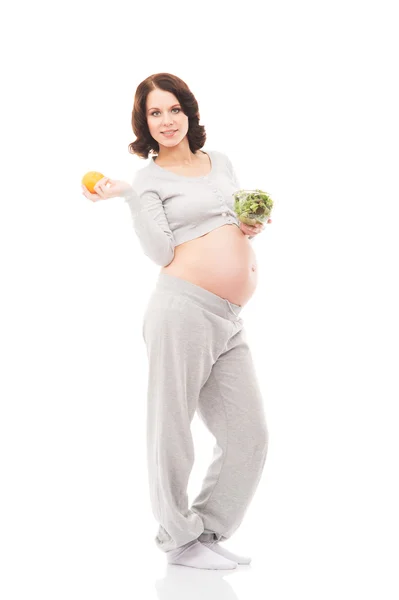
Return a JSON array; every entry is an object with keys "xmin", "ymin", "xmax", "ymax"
[{"xmin": 82, "ymin": 171, "xmax": 105, "ymax": 193}]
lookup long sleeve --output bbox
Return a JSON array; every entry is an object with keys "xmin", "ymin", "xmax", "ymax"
[
  {"xmin": 123, "ymin": 177, "xmax": 176, "ymax": 267},
  {"xmin": 224, "ymin": 154, "xmax": 255, "ymax": 242}
]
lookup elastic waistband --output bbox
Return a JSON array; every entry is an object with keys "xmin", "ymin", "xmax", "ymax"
[{"xmin": 155, "ymin": 273, "xmax": 242, "ymax": 321}]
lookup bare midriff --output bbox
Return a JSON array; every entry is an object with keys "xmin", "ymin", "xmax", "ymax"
[
  {"xmin": 160, "ymin": 224, "xmax": 258, "ymax": 307},
  {"xmin": 155, "ymin": 150, "xmax": 258, "ymax": 307}
]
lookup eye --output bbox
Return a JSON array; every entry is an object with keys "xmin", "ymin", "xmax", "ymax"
[{"xmin": 150, "ymin": 108, "xmax": 181, "ymax": 116}]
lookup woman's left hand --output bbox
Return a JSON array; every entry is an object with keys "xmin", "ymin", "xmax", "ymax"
[{"xmin": 239, "ymin": 218, "xmax": 272, "ymax": 236}]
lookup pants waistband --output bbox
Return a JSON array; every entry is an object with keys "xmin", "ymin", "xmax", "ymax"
[{"xmin": 155, "ymin": 273, "xmax": 243, "ymax": 320}]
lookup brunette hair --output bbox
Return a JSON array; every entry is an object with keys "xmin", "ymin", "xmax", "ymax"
[{"xmin": 128, "ymin": 73, "xmax": 206, "ymax": 159}]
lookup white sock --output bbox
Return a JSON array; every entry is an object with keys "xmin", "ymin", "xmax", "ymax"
[
  {"xmin": 166, "ymin": 540, "xmax": 238, "ymax": 570},
  {"xmin": 200, "ymin": 541, "xmax": 252, "ymax": 565}
]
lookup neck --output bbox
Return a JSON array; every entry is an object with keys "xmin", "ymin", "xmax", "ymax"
[{"xmin": 156, "ymin": 139, "xmax": 199, "ymax": 166}]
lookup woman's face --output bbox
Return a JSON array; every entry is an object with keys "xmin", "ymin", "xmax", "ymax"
[{"xmin": 146, "ymin": 88, "xmax": 189, "ymax": 148}]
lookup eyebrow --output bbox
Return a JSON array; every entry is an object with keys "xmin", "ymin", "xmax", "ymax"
[{"xmin": 147, "ymin": 104, "xmax": 181, "ymax": 112}]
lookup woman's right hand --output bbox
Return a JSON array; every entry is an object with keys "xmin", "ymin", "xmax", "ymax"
[{"xmin": 81, "ymin": 177, "xmax": 133, "ymax": 202}]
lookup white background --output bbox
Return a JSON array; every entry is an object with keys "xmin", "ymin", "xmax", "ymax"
[{"xmin": 1, "ymin": 0, "xmax": 398, "ymax": 598}]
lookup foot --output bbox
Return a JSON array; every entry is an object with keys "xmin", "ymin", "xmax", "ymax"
[
  {"xmin": 166, "ymin": 540, "xmax": 238, "ymax": 570},
  {"xmin": 200, "ymin": 541, "xmax": 252, "ymax": 565}
]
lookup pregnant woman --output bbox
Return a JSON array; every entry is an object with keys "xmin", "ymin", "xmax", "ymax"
[{"xmin": 82, "ymin": 72, "xmax": 272, "ymax": 571}]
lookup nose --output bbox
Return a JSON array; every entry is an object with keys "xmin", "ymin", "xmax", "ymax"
[{"xmin": 162, "ymin": 113, "xmax": 174, "ymax": 128}]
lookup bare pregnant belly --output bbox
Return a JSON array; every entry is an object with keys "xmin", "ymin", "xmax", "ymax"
[{"xmin": 159, "ymin": 224, "xmax": 258, "ymax": 307}]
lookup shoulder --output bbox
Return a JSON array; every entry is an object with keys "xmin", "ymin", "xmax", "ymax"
[
  {"xmin": 208, "ymin": 150, "xmax": 234, "ymax": 170},
  {"xmin": 207, "ymin": 149, "xmax": 229, "ymax": 163},
  {"xmin": 129, "ymin": 165, "xmax": 164, "ymax": 200},
  {"xmin": 131, "ymin": 158, "xmax": 160, "ymax": 187}
]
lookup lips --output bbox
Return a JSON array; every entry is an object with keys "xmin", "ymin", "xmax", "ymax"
[{"xmin": 162, "ymin": 130, "xmax": 177, "ymax": 133}]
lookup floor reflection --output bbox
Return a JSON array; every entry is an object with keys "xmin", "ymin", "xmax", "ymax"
[{"xmin": 155, "ymin": 564, "xmax": 247, "ymax": 600}]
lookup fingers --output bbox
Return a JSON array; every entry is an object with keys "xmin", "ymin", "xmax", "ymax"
[
  {"xmin": 81, "ymin": 178, "xmax": 108, "ymax": 202},
  {"xmin": 92, "ymin": 177, "xmax": 109, "ymax": 199},
  {"xmin": 96, "ymin": 177, "xmax": 110, "ymax": 191},
  {"xmin": 81, "ymin": 187, "xmax": 100, "ymax": 201},
  {"xmin": 245, "ymin": 223, "xmax": 265, "ymax": 234}
]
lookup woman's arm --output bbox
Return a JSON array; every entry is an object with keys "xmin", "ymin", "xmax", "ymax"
[
  {"xmin": 123, "ymin": 180, "xmax": 175, "ymax": 267},
  {"xmin": 224, "ymin": 154, "xmax": 255, "ymax": 241}
]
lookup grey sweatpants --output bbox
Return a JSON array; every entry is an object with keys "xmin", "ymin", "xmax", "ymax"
[{"xmin": 142, "ymin": 273, "xmax": 269, "ymax": 553}]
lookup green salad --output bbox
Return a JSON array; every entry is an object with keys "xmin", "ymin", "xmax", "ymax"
[{"xmin": 233, "ymin": 189, "xmax": 274, "ymax": 226}]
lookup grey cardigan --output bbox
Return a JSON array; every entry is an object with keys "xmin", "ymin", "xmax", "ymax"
[{"xmin": 123, "ymin": 149, "xmax": 255, "ymax": 267}]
